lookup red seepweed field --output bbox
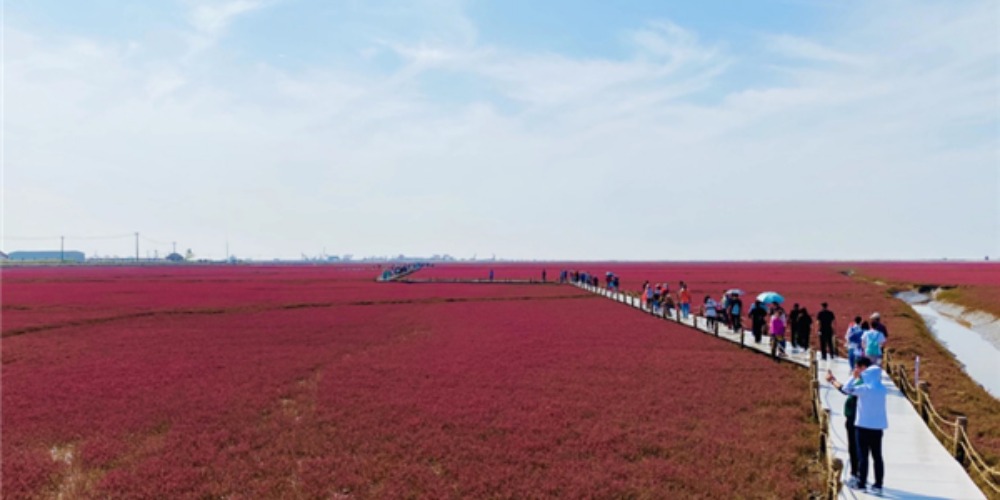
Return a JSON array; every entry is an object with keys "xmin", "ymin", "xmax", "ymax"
[
  {"xmin": 2, "ymin": 264, "xmax": 824, "ymax": 498},
  {"xmin": 851, "ymin": 261, "xmax": 1000, "ymax": 319},
  {"xmin": 5, "ymin": 261, "xmax": 998, "ymax": 498}
]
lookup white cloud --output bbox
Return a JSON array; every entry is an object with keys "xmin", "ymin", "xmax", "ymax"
[
  {"xmin": 765, "ymin": 34, "xmax": 869, "ymax": 66},
  {"xmin": 181, "ymin": 0, "xmax": 267, "ymax": 57},
  {"xmin": 188, "ymin": 0, "xmax": 264, "ymax": 38}
]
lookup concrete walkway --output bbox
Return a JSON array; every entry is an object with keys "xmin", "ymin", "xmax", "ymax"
[
  {"xmin": 574, "ymin": 283, "xmax": 812, "ymax": 366},
  {"xmin": 821, "ymin": 358, "xmax": 985, "ymax": 499},
  {"xmin": 574, "ymin": 282, "xmax": 986, "ymax": 500}
]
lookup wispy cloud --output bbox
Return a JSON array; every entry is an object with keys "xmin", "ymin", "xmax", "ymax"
[
  {"xmin": 188, "ymin": 0, "xmax": 264, "ymax": 38},
  {"xmin": 181, "ymin": 0, "xmax": 267, "ymax": 58},
  {"xmin": 765, "ymin": 34, "xmax": 870, "ymax": 66}
]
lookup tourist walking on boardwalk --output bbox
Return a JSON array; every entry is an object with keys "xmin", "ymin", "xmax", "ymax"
[
  {"xmin": 846, "ymin": 317, "xmax": 865, "ymax": 369},
  {"xmin": 817, "ymin": 302, "xmax": 837, "ymax": 359},
  {"xmin": 828, "ymin": 357, "xmax": 888, "ymax": 494},
  {"xmin": 489, "ymin": 269, "xmax": 494, "ymax": 282},
  {"xmin": 702, "ymin": 295, "xmax": 719, "ymax": 329},
  {"xmin": 728, "ymin": 293, "xmax": 743, "ymax": 333},
  {"xmin": 828, "ymin": 362, "xmax": 864, "ymax": 487},
  {"xmin": 861, "ymin": 322, "xmax": 887, "ymax": 366},
  {"xmin": 870, "ymin": 312, "xmax": 889, "ymax": 338},
  {"xmin": 678, "ymin": 282, "xmax": 691, "ymax": 319},
  {"xmin": 719, "ymin": 291, "xmax": 731, "ymax": 327},
  {"xmin": 651, "ymin": 284, "xmax": 662, "ymax": 314},
  {"xmin": 748, "ymin": 300, "xmax": 768, "ymax": 343},
  {"xmin": 789, "ymin": 304, "xmax": 802, "ymax": 349},
  {"xmin": 542, "ymin": 269, "xmax": 547, "ymax": 282},
  {"xmin": 795, "ymin": 307, "xmax": 813, "ymax": 354},
  {"xmin": 768, "ymin": 308, "xmax": 788, "ymax": 358}
]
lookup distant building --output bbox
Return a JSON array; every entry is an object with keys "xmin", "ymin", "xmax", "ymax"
[
  {"xmin": 165, "ymin": 252, "xmax": 185, "ymax": 262},
  {"xmin": 0, "ymin": 251, "xmax": 8, "ymax": 261},
  {"xmin": 8, "ymin": 250, "xmax": 85, "ymax": 262}
]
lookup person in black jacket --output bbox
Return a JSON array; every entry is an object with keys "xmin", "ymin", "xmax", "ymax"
[
  {"xmin": 796, "ymin": 307, "xmax": 813, "ymax": 353},
  {"xmin": 789, "ymin": 304, "xmax": 802, "ymax": 350},
  {"xmin": 817, "ymin": 302, "xmax": 837, "ymax": 359},
  {"xmin": 748, "ymin": 300, "xmax": 768, "ymax": 343}
]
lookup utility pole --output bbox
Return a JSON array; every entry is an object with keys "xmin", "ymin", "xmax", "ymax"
[
  {"xmin": 60, "ymin": 236, "xmax": 65, "ymax": 263},
  {"xmin": 173, "ymin": 241, "xmax": 177, "ymax": 254},
  {"xmin": 135, "ymin": 232, "xmax": 140, "ymax": 262}
]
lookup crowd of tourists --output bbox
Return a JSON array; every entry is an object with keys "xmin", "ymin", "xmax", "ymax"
[
  {"xmin": 560, "ymin": 269, "xmax": 619, "ymax": 289},
  {"xmin": 378, "ymin": 262, "xmax": 429, "ymax": 281},
  {"xmin": 560, "ymin": 271, "xmax": 890, "ymax": 363},
  {"xmin": 559, "ymin": 270, "xmax": 896, "ymax": 495},
  {"xmin": 564, "ymin": 271, "xmax": 892, "ymax": 495}
]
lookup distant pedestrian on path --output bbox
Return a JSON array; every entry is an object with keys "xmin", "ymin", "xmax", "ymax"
[
  {"xmin": 789, "ymin": 304, "xmax": 802, "ymax": 348},
  {"xmin": 768, "ymin": 309, "xmax": 788, "ymax": 359},
  {"xmin": 678, "ymin": 282, "xmax": 691, "ymax": 319},
  {"xmin": 748, "ymin": 300, "xmax": 768, "ymax": 343},
  {"xmin": 817, "ymin": 302, "xmax": 837, "ymax": 359},
  {"xmin": 795, "ymin": 307, "xmax": 813, "ymax": 354},
  {"xmin": 542, "ymin": 269, "xmax": 547, "ymax": 282},
  {"xmin": 663, "ymin": 294, "xmax": 676, "ymax": 318},
  {"xmin": 828, "ymin": 357, "xmax": 887, "ymax": 494},
  {"xmin": 719, "ymin": 291, "xmax": 732, "ymax": 327},
  {"xmin": 845, "ymin": 317, "xmax": 864, "ymax": 369},
  {"xmin": 728, "ymin": 293, "xmax": 743, "ymax": 333},
  {"xmin": 489, "ymin": 269, "xmax": 494, "ymax": 282},
  {"xmin": 870, "ymin": 312, "xmax": 889, "ymax": 338},
  {"xmin": 702, "ymin": 295, "xmax": 718, "ymax": 330},
  {"xmin": 861, "ymin": 323, "xmax": 887, "ymax": 366}
]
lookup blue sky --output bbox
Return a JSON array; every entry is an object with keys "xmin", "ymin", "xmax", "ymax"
[{"xmin": 5, "ymin": 0, "xmax": 999, "ymax": 260}]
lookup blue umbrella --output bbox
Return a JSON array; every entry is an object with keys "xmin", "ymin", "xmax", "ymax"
[{"xmin": 757, "ymin": 291, "xmax": 784, "ymax": 304}]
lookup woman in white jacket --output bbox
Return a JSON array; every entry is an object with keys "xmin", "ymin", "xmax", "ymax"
[{"xmin": 827, "ymin": 357, "xmax": 888, "ymax": 494}]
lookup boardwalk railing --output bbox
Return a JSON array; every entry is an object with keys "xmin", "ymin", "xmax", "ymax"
[
  {"xmin": 885, "ymin": 352, "xmax": 1000, "ymax": 496},
  {"xmin": 810, "ymin": 354, "xmax": 844, "ymax": 499}
]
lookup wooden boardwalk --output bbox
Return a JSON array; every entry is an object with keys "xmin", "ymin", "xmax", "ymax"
[{"xmin": 573, "ymin": 282, "xmax": 986, "ymax": 499}]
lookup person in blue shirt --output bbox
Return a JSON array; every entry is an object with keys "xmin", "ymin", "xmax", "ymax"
[{"xmin": 827, "ymin": 357, "xmax": 888, "ymax": 494}]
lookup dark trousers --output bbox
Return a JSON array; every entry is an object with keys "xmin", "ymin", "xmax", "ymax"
[
  {"xmin": 856, "ymin": 427, "xmax": 884, "ymax": 487},
  {"xmin": 846, "ymin": 420, "xmax": 858, "ymax": 478},
  {"xmin": 752, "ymin": 320, "xmax": 765, "ymax": 343},
  {"xmin": 794, "ymin": 329, "xmax": 808, "ymax": 349},
  {"xmin": 820, "ymin": 331, "xmax": 836, "ymax": 359}
]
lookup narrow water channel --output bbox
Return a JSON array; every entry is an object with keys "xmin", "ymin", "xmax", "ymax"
[{"xmin": 907, "ymin": 301, "xmax": 1000, "ymax": 398}]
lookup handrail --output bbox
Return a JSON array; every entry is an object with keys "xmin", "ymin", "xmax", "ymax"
[
  {"xmin": 811, "ymin": 354, "xmax": 844, "ymax": 499},
  {"xmin": 884, "ymin": 351, "xmax": 1000, "ymax": 494}
]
